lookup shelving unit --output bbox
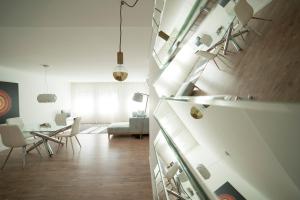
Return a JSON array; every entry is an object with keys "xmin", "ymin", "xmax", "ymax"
[
  {"xmin": 150, "ymin": 1, "xmax": 300, "ymax": 200},
  {"xmin": 152, "ymin": 96, "xmax": 300, "ymax": 200},
  {"xmin": 153, "ymin": 131, "xmax": 212, "ymax": 200}
]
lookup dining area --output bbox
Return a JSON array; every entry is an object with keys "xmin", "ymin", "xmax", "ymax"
[{"xmin": 0, "ymin": 116, "xmax": 81, "ymax": 170}]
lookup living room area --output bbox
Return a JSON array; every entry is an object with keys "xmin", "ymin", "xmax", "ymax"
[
  {"xmin": 0, "ymin": 0, "xmax": 153, "ymax": 199},
  {"xmin": 0, "ymin": 69, "xmax": 153, "ymax": 200}
]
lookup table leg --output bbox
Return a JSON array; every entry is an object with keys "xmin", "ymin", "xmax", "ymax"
[
  {"xmin": 43, "ymin": 139, "xmax": 54, "ymax": 157},
  {"xmin": 207, "ymin": 30, "xmax": 249, "ymax": 52},
  {"xmin": 27, "ymin": 140, "xmax": 43, "ymax": 153},
  {"xmin": 230, "ymin": 38, "xmax": 242, "ymax": 51},
  {"xmin": 223, "ymin": 23, "xmax": 233, "ymax": 55}
]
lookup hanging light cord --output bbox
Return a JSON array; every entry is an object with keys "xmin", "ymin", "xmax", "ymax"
[
  {"xmin": 43, "ymin": 65, "xmax": 49, "ymax": 92},
  {"xmin": 119, "ymin": 0, "xmax": 140, "ymax": 52}
]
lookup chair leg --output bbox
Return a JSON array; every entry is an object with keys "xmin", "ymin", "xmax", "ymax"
[
  {"xmin": 66, "ymin": 137, "xmax": 68, "ymax": 149},
  {"xmin": 216, "ymin": 55, "xmax": 232, "ymax": 69},
  {"xmin": 70, "ymin": 137, "xmax": 74, "ymax": 154},
  {"xmin": 75, "ymin": 136, "xmax": 81, "ymax": 148},
  {"xmin": 213, "ymin": 59, "xmax": 221, "ymax": 70},
  {"xmin": 239, "ymin": 30, "xmax": 246, "ymax": 41},
  {"xmin": 56, "ymin": 137, "xmax": 63, "ymax": 154},
  {"xmin": 22, "ymin": 146, "xmax": 26, "ymax": 169},
  {"xmin": 247, "ymin": 25, "xmax": 262, "ymax": 36},
  {"xmin": 203, "ymin": 61, "xmax": 209, "ymax": 71},
  {"xmin": 1, "ymin": 147, "xmax": 13, "ymax": 170},
  {"xmin": 252, "ymin": 17, "xmax": 272, "ymax": 21}
]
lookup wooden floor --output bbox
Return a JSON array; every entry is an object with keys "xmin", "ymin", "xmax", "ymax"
[
  {"xmin": 196, "ymin": 0, "xmax": 300, "ymax": 102},
  {"xmin": 0, "ymin": 134, "xmax": 152, "ymax": 200}
]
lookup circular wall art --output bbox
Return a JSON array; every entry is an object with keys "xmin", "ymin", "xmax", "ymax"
[
  {"xmin": 0, "ymin": 89, "xmax": 12, "ymax": 117},
  {"xmin": 218, "ymin": 194, "xmax": 236, "ymax": 200}
]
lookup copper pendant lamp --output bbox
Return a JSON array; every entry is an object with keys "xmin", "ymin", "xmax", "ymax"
[{"xmin": 113, "ymin": 0, "xmax": 140, "ymax": 81}]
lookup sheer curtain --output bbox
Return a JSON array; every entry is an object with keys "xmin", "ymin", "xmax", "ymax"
[{"xmin": 71, "ymin": 82, "xmax": 148, "ymax": 123}]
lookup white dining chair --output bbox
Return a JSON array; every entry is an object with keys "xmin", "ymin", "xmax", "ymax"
[
  {"xmin": 6, "ymin": 117, "xmax": 32, "ymax": 139},
  {"xmin": 195, "ymin": 34, "xmax": 213, "ymax": 47},
  {"xmin": 196, "ymin": 45, "xmax": 230, "ymax": 71},
  {"xmin": 234, "ymin": 0, "xmax": 272, "ymax": 35},
  {"xmin": 54, "ymin": 113, "xmax": 68, "ymax": 126},
  {"xmin": 56, "ymin": 117, "xmax": 82, "ymax": 154},
  {"xmin": 0, "ymin": 125, "xmax": 42, "ymax": 170},
  {"xmin": 6, "ymin": 117, "xmax": 24, "ymax": 130}
]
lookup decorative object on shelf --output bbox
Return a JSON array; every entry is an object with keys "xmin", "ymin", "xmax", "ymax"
[
  {"xmin": 0, "ymin": 82, "xmax": 19, "ymax": 124},
  {"xmin": 133, "ymin": 92, "xmax": 149, "ymax": 114},
  {"xmin": 196, "ymin": 164, "xmax": 211, "ymax": 180},
  {"xmin": 215, "ymin": 182, "xmax": 246, "ymax": 200},
  {"xmin": 39, "ymin": 123, "xmax": 51, "ymax": 128},
  {"xmin": 113, "ymin": 0, "xmax": 140, "ymax": 82},
  {"xmin": 37, "ymin": 65, "xmax": 57, "ymax": 103},
  {"xmin": 190, "ymin": 106, "xmax": 203, "ymax": 119}
]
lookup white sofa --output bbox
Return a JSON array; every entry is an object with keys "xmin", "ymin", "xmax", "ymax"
[{"xmin": 107, "ymin": 117, "xmax": 149, "ymax": 139}]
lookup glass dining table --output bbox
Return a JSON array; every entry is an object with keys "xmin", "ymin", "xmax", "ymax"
[{"xmin": 24, "ymin": 123, "xmax": 72, "ymax": 157}]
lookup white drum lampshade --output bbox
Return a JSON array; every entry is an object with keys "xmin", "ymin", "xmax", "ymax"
[{"xmin": 37, "ymin": 94, "xmax": 57, "ymax": 103}]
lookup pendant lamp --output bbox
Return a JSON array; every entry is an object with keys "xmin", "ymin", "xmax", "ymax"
[
  {"xmin": 113, "ymin": 0, "xmax": 140, "ymax": 81},
  {"xmin": 37, "ymin": 65, "xmax": 57, "ymax": 103}
]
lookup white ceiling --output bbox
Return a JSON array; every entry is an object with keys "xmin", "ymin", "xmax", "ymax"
[{"xmin": 0, "ymin": 0, "xmax": 154, "ymax": 82}]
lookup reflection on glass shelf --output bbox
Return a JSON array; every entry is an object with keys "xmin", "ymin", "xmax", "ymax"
[
  {"xmin": 157, "ymin": 97, "xmax": 300, "ymax": 200},
  {"xmin": 154, "ymin": 132, "xmax": 208, "ymax": 200},
  {"xmin": 153, "ymin": 0, "xmax": 205, "ymax": 69}
]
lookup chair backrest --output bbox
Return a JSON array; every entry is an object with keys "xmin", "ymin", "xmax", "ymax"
[
  {"xmin": 0, "ymin": 125, "xmax": 26, "ymax": 147},
  {"xmin": 55, "ymin": 113, "xmax": 68, "ymax": 126},
  {"xmin": 234, "ymin": 0, "xmax": 254, "ymax": 27},
  {"xmin": 70, "ymin": 117, "xmax": 81, "ymax": 135},
  {"xmin": 6, "ymin": 117, "xmax": 24, "ymax": 130}
]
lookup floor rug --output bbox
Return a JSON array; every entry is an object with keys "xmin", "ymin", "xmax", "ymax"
[{"xmin": 80, "ymin": 124, "xmax": 108, "ymax": 134}]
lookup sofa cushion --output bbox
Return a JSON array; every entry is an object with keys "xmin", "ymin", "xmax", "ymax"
[{"xmin": 107, "ymin": 122, "xmax": 130, "ymax": 134}]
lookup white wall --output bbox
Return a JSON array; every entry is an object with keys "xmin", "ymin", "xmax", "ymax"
[{"xmin": 0, "ymin": 66, "xmax": 71, "ymax": 151}]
